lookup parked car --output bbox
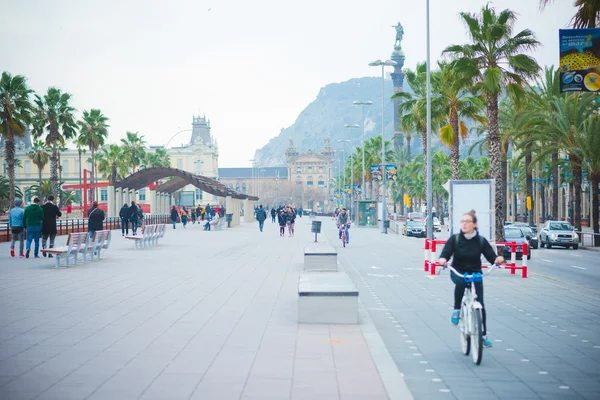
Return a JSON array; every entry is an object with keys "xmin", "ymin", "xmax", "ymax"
[
  {"xmin": 538, "ymin": 221, "xmax": 579, "ymax": 249},
  {"xmin": 424, "ymin": 216, "xmax": 442, "ymax": 232},
  {"xmin": 407, "ymin": 212, "xmax": 425, "ymax": 221},
  {"xmin": 403, "ymin": 220, "xmax": 426, "ymax": 238},
  {"xmin": 511, "ymin": 223, "xmax": 538, "ymax": 249},
  {"xmin": 503, "ymin": 227, "xmax": 531, "ymax": 260}
]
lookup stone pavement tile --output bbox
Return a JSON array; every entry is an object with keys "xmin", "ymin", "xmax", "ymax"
[
  {"xmin": 241, "ymin": 376, "xmax": 292, "ymax": 399},
  {"xmin": 291, "ymin": 373, "xmax": 339, "ymax": 400},
  {"xmin": 34, "ymin": 363, "xmax": 120, "ymax": 400},
  {"xmin": 486, "ymin": 381, "xmax": 540, "ymax": 400},
  {"xmin": 138, "ymin": 372, "xmax": 202, "ymax": 400},
  {"xmin": 201, "ymin": 349, "xmax": 256, "ymax": 382},
  {"xmin": 189, "ymin": 380, "xmax": 246, "ymax": 400},
  {"xmin": 524, "ymin": 382, "xmax": 584, "ymax": 400}
]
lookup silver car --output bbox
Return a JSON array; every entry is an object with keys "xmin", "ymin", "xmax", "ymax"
[{"xmin": 538, "ymin": 221, "xmax": 579, "ymax": 250}]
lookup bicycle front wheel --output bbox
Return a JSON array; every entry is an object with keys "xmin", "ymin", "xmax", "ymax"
[
  {"xmin": 471, "ymin": 308, "xmax": 484, "ymax": 365},
  {"xmin": 459, "ymin": 305, "xmax": 470, "ymax": 355}
]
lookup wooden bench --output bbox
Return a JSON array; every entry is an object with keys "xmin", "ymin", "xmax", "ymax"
[
  {"xmin": 125, "ymin": 224, "xmax": 164, "ymax": 249},
  {"xmin": 41, "ymin": 230, "xmax": 111, "ymax": 268}
]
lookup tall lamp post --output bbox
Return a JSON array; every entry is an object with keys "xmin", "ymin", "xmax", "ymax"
[
  {"xmin": 336, "ymin": 149, "xmax": 345, "ymax": 207},
  {"xmin": 339, "ymin": 139, "xmax": 352, "ymax": 217},
  {"xmin": 352, "ymin": 101, "xmax": 372, "ymax": 201},
  {"xmin": 368, "ymin": 59, "xmax": 396, "ymax": 233}
]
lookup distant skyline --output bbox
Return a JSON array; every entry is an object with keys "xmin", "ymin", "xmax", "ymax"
[{"xmin": 2, "ymin": 0, "xmax": 576, "ymax": 167}]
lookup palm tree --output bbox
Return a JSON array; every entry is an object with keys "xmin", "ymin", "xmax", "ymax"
[
  {"xmin": 77, "ymin": 109, "xmax": 109, "ymax": 203},
  {"xmin": 75, "ymin": 141, "xmax": 86, "ymax": 189},
  {"xmin": 444, "ymin": 4, "xmax": 541, "ymax": 241},
  {"xmin": 573, "ymin": 116, "xmax": 600, "ymax": 245},
  {"xmin": 28, "ymin": 140, "xmax": 51, "ymax": 197},
  {"xmin": 32, "ymin": 87, "xmax": 77, "ymax": 200},
  {"xmin": 539, "ymin": 0, "xmax": 599, "ymax": 28},
  {"xmin": 0, "ymin": 176, "xmax": 24, "ymax": 212},
  {"xmin": 121, "ymin": 131, "xmax": 147, "ymax": 172},
  {"xmin": 95, "ymin": 144, "xmax": 128, "ymax": 184},
  {"xmin": 433, "ymin": 61, "xmax": 486, "ymax": 180},
  {"xmin": 0, "ymin": 72, "xmax": 33, "ymax": 205},
  {"xmin": 142, "ymin": 147, "xmax": 171, "ymax": 168}
]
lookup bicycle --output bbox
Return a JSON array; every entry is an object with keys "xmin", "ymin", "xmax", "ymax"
[
  {"xmin": 340, "ymin": 223, "xmax": 350, "ymax": 247},
  {"xmin": 438, "ymin": 263, "xmax": 502, "ymax": 365}
]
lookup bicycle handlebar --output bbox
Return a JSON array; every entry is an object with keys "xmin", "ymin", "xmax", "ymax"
[{"xmin": 438, "ymin": 263, "xmax": 504, "ymax": 278}]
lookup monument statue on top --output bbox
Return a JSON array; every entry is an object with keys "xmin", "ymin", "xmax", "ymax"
[{"xmin": 393, "ymin": 22, "xmax": 404, "ymax": 49}]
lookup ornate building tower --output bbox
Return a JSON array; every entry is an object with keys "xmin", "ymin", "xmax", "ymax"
[
  {"xmin": 390, "ymin": 22, "xmax": 406, "ymax": 150},
  {"xmin": 190, "ymin": 115, "xmax": 213, "ymax": 146}
]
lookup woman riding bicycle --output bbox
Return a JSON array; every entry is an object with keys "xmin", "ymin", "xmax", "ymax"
[{"xmin": 437, "ymin": 210, "xmax": 504, "ymax": 348}]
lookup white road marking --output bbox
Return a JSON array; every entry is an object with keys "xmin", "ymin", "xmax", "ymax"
[
  {"xmin": 542, "ymin": 259, "xmax": 554, "ymax": 263},
  {"xmin": 559, "ymin": 386, "xmax": 570, "ymax": 389},
  {"xmin": 570, "ymin": 254, "xmax": 582, "ymax": 258},
  {"xmin": 370, "ymin": 266, "xmax": 381, "ymax": 269},
  {"xmin": 571, "ymin": 265, "xmax": 586, "ymax": 270}
]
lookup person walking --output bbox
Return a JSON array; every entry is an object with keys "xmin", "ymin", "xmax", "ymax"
[
  {"xmin": 129, "ymin": 201, "xmax": 139, "ymax": 235},
  {"xmin": 181, "ymin": 207, "xmax": 189, "ymax": 228},
  {"xmin": 255, "ymin": 205, "xmax": 267, "ymax": 232},
  {"xmin": 191, "ymin": 207, "xmax": 197, "ymax": 224},
  {"xmin": 278, "ymin": 209, "xmax": 287, "ymax": 237},
  {"xmin": 119, "ymin": 203, "xmax": 130, "ymax": 236},
  {"xmin": 270, "ymin": 207, "xmax": 276, "ymax": 223},
  {"xmin": 41, "ymin": 195, "xmax": 62, "ymax": 257},
  {"xmin": 87, "ymin": 201, "xmax": 105, "ymax": 240},
  {"xmin": 24, "ymin": 197, "xmax": 44, "ymax": 258},
  {"xmin": 170, "ymin": 206, "xmax": 178, "ymax": 229},
  {"xmin": 9, "ymin": 199, "xmax": 25, "ymax": 258},
  {"xmin": 288, "ymin": 207, "xmax": 296, "ymax": 237}
]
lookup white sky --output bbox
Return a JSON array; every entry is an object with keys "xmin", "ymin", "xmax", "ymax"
[{"xmin": 2, "ymin": 0, "xmax": 575, "ymax": 167}]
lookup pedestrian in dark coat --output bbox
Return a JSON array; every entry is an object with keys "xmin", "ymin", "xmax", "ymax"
[
  {"xmin": 170, "ymin": 206, "xmax": 178, "ymax": 229},
  {"xmin": 128, "ymin": 201, "xmax": 139, "ymax": 235},
  {"xmin": 88, "ymin": 201, "xmax": 105, "ymax": 240},
  {"xmin": 119, "ymin": 203, "xmax": 130, "ymax": 235},
  {"xmin": 41, "ymin": 195, "xmax": 62, "ymax": 256},
  {"xmin": 255, "ymin": 205, "xmax": 267, "ymax": 232},
  {"xmin": 278, "ymin": 210, "xmax": 287, "ymax": 237}
]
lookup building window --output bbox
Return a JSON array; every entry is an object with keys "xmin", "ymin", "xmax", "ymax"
[
  {"xmin": 87, "ymin": 161, "xmax": 93, "ymax": 172},
  {"xmin": 296, "ymin": 180, "xmax": 303, "ymax": 185},
  {"xmin": 318, "ymin": 181, "xmax": 325, "ymax": 188},
  {"xmin": 75, "ymin": 159, "xmax": 80, "ymax": 175},
  {"xmin": 177, "ymin": 159, "xmax": 183, "ymax": 170},
  {"xmin": 308, "ymin": 166, "xmax": 313, "ymax": 172},
  {"xmin": 62, "ymin": 159, "xmax": 69, "ymax": 175},
  {"xmin": 196, "ymin": 189, "xmax": 203, "ymax": 201},
  {"xmin": 242, "ymin": 183, "xmax": 246, "ymax": 193},
  {"xmin": 296, "ymin": 167, "xmax": 302, "ymax": 173},
  {"xmin": 100, "ymin": 189, "xmax": 108, "ymax": 202},
  {"xmin": 24, "ymin": 160, "xmax": 31, "ymax": 174},
  {"xmin": 307, "ymin": 181, "xmax": 314, "ymax": 187},
  {"xmin": 235, "ymin": 184, "xmax": 240, "ymax": 192},
  {"xmin": 24, "ymin": 187, "xmax": 32, "ymax": 203},
  {"xmin": 319, "ymin": 166, "xmax": 324, "ymax": 173},
  {"xmin": 139, "ymin": 188, "xmax": 146, "ymax": 201}
]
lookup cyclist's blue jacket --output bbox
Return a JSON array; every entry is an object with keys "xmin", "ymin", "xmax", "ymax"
[{"xmin": 439, "ymin": 231, "xmax": 498, "ymax": 273}]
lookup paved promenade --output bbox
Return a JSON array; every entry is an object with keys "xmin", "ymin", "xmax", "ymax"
[{"xmin": 0, "ymin": 218, "xmax": 408, "ymax": 400}]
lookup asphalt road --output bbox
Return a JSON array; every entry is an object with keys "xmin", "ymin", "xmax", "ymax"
[{"xmin": 324, "ymin": 220, "xmax": 600, "ymax": 400}]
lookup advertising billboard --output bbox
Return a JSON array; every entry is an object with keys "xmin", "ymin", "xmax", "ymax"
[{"xmin": 559, "ymin": 28, "xmax": 600, "ymax": 93}]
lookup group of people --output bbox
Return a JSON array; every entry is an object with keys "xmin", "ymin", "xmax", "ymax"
[
  {"xmin": 8, "ymin": 195, "xmax": 107, "ymax": 259},
  {"xmin": 169, "ymin": 204, "xmax": 223, "ymax": 231},
  {"xmin": 254, "ymin": 204, "xmax": 298, "ymax": 236},
  {"xmin": 119, "ymin": 201, "xmax": 143, "ymax": 236}
]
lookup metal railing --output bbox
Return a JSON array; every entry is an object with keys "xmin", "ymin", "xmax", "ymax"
[
  {"xmin": 0, "ymin": 214, "xmax": 171, "ymax": 243},
  {"xmin": 575, "ymin": 231, "xmax": 600, "ymax": 247}
]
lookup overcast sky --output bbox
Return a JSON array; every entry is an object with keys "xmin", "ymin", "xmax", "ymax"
[{"xmin": 2, "ymin": 0, "xmax": 575, "ymax": 167}]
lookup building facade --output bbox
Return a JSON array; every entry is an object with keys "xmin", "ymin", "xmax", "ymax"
[
  {"xmin": 285, "ymin": 138, "xmax": 335, "ymax": 212},
  {"xmin": 218, "ymin": 167, "xmax": 288, "ymax": 207},
  {"xmin": 0, "ymin": 115, "xmax": 220, "ymax": 209}
]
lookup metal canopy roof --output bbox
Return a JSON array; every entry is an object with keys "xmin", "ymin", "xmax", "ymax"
[{"xmin": 114, "ymin": 167, "xmax": 258, "ymax": 200}]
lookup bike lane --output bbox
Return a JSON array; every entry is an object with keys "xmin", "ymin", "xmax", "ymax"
[{"xmin": 324, "ymin": 221, "xmax": 600, "ymax": 400}]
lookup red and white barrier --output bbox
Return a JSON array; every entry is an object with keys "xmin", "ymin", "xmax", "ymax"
[{"xmin": 423, "ymin": 239, "xmax": 528, "ymax": 278}]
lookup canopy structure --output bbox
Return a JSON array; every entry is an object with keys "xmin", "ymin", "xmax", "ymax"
[{"xmin": 114, "ymin": 167, "xmax": 258, "ymax": 201}]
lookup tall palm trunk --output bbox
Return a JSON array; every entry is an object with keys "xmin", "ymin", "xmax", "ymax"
[
  {"xmin": 90, "ymin": 146, "xmax": 96, "ymax": 204},
  {"xmin": 501, "ymin": 143, "xmax": 508, "ymax": 222},
  {"xmin": 37, "ymin": 165, "xmax": 43, "ymax": 197},
  {"xmin": 4, "ymin": 123, "xmax": 17, "ymax": 205},
  {"xmin": 591, "ymin": 174, "xmax": 599, "ymax": 246},
  {"xmin": 49, "ymin": 133, "xmax": 60, "ymax": 199},
  {"xmin": 406, "ymin": 135, "xmax": 412, "ymax": 162},
  {"xmin": 449, "ymin": 107, "xmax": 460, "ymax": 180},
  {"xmin": 525, "ymin": 151, "xmax": 533, "ymax": 225},
  {"xmin": 552, "ymin": 152, "xmax": 559, "ymax": 219},
  {"xmin": 78, "ymin": 148, "xmax": 82, "ymax": 187},
  {"xmin": 571, "ymin": 157, "xmax": 582, "ymax": 232},
  {"xmin": 486, "ymin": 94, "xmax": 504, "ymax": 241}
]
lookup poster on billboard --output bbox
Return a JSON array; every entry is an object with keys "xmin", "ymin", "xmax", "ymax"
[
  {"xmin": 559, "ymin": 28, "xmax": 600, "ymax": 93},
  {"xmin": 370, "ymin": 165, "xmax": 382, "ymax": 181},
  {"xmin": 353, "ymin": 184, "xmax": 361, "ymax": 194},
  {"xmin": 343, "ymin": 184, "xmax": 351, "ymax": 193},
  {"xmin": 385, "ymin": 164, "xmax": 398, "ymax": 181}
]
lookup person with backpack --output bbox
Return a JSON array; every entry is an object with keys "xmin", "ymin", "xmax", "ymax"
[
  {"xmin": 129, "ymin": 201, "xmax": 139, "ymax": 235},
  {"xmin": 24, "ymin": 197, "xmax": 44, "ymax": 258},
  {"xmin": 41, "ymin": 195, "xmax": 62, "ymax": 257},
  {"xmin": 437, "ymin": 209, "xmax": 504, "ymax": 349},
  {"xmin": 277, "ymin": 209, "xmax": 287, "ymax": 237}
]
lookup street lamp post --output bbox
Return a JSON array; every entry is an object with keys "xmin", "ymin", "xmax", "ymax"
[
  {"xmin": 339, "ymin": 139, "xmax": 352, "ymax": 217},
  {"xmin": 352, "ymin": 102, "xmax": 372, "ymax": 201},
  {"xmin": 425, "ymin": 0, "xmax": 434, "ymax": 240},
  {"xmin": 369, "ymin": 59, "xmax": 396, "ymax": 233}
]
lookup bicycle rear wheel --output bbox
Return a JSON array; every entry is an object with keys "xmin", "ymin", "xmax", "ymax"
[
  {"xmin": 342, "ymin": 231, "xmax": 346, "ymax": 247},
  {"xmin": 459, "ymin": 304, "xmax": 470, "ymax": 355},
  {"xmin": 472, "ymin": 308, "xmax": 484, "ymax": 365}
]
